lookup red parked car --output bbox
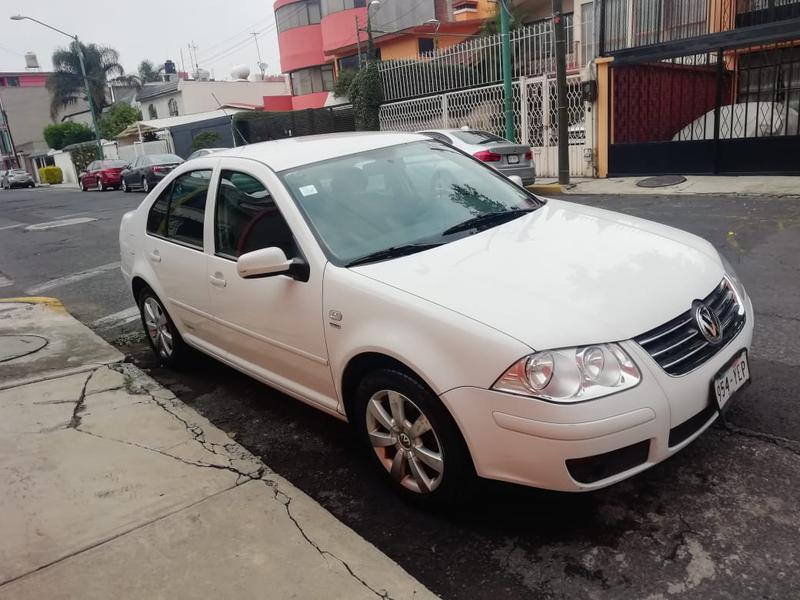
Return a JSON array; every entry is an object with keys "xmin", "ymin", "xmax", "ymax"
[{"xmin": 79, "ymin": 160, "xmax": 129, "ymax": 191}]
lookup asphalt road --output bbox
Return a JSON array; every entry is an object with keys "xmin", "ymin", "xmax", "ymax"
[{"xmin": 2, "ymin": 185, "xmax": 798, "ymax": 599}]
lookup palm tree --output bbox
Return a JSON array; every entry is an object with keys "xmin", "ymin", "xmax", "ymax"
[{"xmin": 46, "ymin": 41, "xmax": 128, "ymax": 119}]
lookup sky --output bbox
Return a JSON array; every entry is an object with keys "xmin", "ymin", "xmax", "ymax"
[{"xmin": 0, "ymin": 0, "xmax": 284, "ymax": 80}]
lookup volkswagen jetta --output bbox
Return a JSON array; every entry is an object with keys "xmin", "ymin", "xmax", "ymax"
[{"xmin": 119, "ymin": 132, "xmax": 753, "ymax": 505}]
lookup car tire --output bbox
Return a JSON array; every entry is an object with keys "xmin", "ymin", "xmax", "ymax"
[
  {"xmin": 97, "ymin": 178, "xmax": 105, "ymax": 192},
  {"xmin": 80, "ymin": 179, "xmax": 87, "ymax": 191},
  {"xmin": 142, "ymin": 177, "xmax": 150, "ymax": 193},
  {"xmin": 137, "ymin": 287, "xmax": 189, "ymax": 368},
  {"xmin": 122, "ymin": 179, "xmax": 130, "ymax": 193},
  {"xmin": 353, "ymin": 368, "xmax": 475, "ymax": 507},
  {"xmin": 28, "ymin": 182, "xmax": 35, "ymax": 188}
]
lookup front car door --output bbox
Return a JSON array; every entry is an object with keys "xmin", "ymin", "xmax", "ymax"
[
  {"xmin": 83, "ymin": 161, "xmax": 97, "ymax": 188},
  {"xmin": 143, "ymin": 167, "xmax": 215, "ymax": 342},
  {"xmin": 204, "ymin": 158, "xmax": 337, "ymax": 412}
]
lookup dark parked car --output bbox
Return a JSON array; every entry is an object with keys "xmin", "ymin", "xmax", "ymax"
[
  {"xmin": 121, "ymin": 154, "xmax": 184, "ymax": 193},
  {"xmin": 1, "ymin": 169, "xmax": 35, "ymax": 189},
  {"xmin": 79, "ymin": 159, "xmax": 129, "ymax": 191}
]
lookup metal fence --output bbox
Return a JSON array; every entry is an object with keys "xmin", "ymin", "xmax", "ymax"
[
  {"xmin": 379, "ymin": 75, "xmax": 592, "ymax": 177},
  {"xmin": 378, "ymin": 17, "xmax": 587, "ymax": 102}
]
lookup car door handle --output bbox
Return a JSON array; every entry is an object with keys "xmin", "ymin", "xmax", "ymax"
[
  {"xmin": 209, "ymin": 273, "xmax": 226, "ymax": 288},
  {"xmin": 148, "ymin": 250, "xmax": 161, "ymax": 263}
]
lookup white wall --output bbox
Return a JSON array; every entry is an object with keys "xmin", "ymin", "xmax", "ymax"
[
  {"xmin": 117, "ymin": 140, "xmax": 170, "ymax": 163},
  {"xmin": 52, "ymin": 150, "xmax": 78, "ymax": 184},
  {"xmin": 141, "ymin": 92, "xmax": 185, "ymax": 121},
  {"xmin": 179, "ymin": 80, "xmax": 289, "ymax": 114}
]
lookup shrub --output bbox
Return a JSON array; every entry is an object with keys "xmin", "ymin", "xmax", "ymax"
[
  {"xmin": 333, "ymin": 68, "xmax": 358, "ymax": 99},
  {"xmin": 191, "ymin": 131, "xmax": 222, "ymax": 151},
  {"xmin": 43, "ymin": 121, "xmax": 95, "ymax": 150},
  {"xmin": 349, "ymin": 61, "xmax": 382, "ymax": 131},
  {"xmin": 38, "ymin": 166, "xmax": 64, "ymax": 184}
]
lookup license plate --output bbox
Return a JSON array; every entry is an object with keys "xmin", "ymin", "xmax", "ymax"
[
  {"xmin": 507, "ymin": 155, "xmax": 520, "ymax": 164},
  {"xmin": 713, "ymin": 351, "xmax": 750, "ymax": 409}
]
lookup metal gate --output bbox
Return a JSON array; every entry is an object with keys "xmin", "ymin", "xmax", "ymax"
[
  {"xmin": 379, "ymin": 75, "xmax": 594, "ymax": 178},
  {"xmin": 601, "ymin": 0, "xmax": 800, "ymax": 176}
]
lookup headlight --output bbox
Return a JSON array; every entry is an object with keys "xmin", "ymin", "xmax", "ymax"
[
  {"xmin": 720, "ymin": 254, "xmax": 747, "ymax": 315},
  {"xmin": 493, "ymin": 343, "xmax": 641, "ymax": 402}
]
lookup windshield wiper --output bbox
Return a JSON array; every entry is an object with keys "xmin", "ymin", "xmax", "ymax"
[
  {"xmin": 345, "ymin": 242, "xmax": 443, "ymax": 267},
  {"xmin": 442, "ymin": 208, "xmax": 535, "ymax": 236}
]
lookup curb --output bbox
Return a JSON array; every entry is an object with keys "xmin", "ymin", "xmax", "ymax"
[
  {"xmin": 0, "ymin": 296, "xmax": 66, "ymax": 313},
  {"xmin": 526, "ymin": 183, "xmax": 564, "ymax": 195}
]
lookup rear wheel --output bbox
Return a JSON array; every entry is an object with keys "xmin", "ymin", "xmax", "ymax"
[
  {"xmin": 137, "ymin": 288, "xmax": 189, "ymax": 368},
  {"xmin": 354, "ymin": 368, "xmax": 474, "ymax": 506},
  {"xmin": 96, "ymin": 178, "xmax": 105, "ymax": 191},
  {"xmin": 121, "ymin": 179, "xmax": 130, "ymax": 193}
]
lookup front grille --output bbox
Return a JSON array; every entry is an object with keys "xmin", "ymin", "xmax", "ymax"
[{"xmin": 634, "ymin": 279, "xmax": 746, "ymax": 376}]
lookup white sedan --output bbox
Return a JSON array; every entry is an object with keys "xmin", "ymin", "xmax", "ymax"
[{"xmin": 120, "ymin": 132, "xmax": 753, "ymax": 505}]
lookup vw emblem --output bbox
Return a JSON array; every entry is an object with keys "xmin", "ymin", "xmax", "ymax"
[{"xmin": 694, "ymin": 302, "xmax": 723, "ymax": 344}]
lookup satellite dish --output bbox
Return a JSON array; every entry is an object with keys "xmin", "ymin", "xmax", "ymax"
[{"xmin": 230, "ymin": 64, "xmax": 250, "ymax": 81}]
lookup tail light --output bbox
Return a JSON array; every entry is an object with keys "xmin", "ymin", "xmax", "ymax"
[
  {"xmin": 152, "ymin": 166, "xmax": 167, "ymax": 174},
  {"xmin": 524, "ymin": 150, "xmax": 533, "ymax": 160},
  {"xmin": 473, "ymin": 150, "xmax": 502, "ymax": 162}
]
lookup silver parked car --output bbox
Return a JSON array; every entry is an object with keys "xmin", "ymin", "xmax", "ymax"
[
  {"xmin": 418, "ymin": 128, "xmax": 535, "ymax": 184},
  {"xmin": 1, "ymin": 169, "xmax": 35, "ymax": 189}
]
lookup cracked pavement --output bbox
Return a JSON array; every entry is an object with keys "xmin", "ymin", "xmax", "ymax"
[{"xmin": 0, "ymin": 304, "xmax": 433, "ymax": 599}]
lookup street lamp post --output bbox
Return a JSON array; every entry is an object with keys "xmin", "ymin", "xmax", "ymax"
[{"xmin": 10, "ymin": 15, "xmax": 104, "ymax": 159}]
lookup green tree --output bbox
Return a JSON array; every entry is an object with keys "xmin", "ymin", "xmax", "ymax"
[
  {"xmin": 191, "ymin": 131, "xmax": 222, "ymax": 150},
  {"xmin": 137, "ymin": 60, "xmax": 161, "ymax": 83},
  {"xmin": 349, "ymin": 62, "xmax": 382, "ymax": 131},
  {"xmin": 333, "ymin": 68, "xmax": 358, "ymax": 99},
  {"xmin": 480, "ymin": 2, "xmax": 530, "ymax": 36},
  {"xmin": 43, "ymin": 122, "xmax": 95, "ymax": 150},
  {"xmin": 47, "ymin": 41, "xmax": 127, "ymax": 119},
  {"xmin": 98, "ymin": 103, "xmax": 142, "ymax": 140}
]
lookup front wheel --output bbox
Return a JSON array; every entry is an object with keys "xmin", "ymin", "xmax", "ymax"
[
  {"xmin": 138, "ymin": 288, "xmax": 189, "ymax": 368},
  {"xmin": 80, "ymin": 179, "xmax": 87, "ymax": 191},
  {"xmin": 97, "ymin": 178, "xmax": 105, "ymax": 192},
  {"xmin": 121, "ymin": 179, "xmax": 130, "ymax": 193},
  {"xmin": 142, "ymin": 177, "xmax": 150, "ymax": 193},
  {"xmin": 354, "ymin": 368, "xmax": 474, "ymax": 506}
]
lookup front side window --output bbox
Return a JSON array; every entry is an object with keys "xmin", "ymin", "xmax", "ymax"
[
  {"xmin": 146, "ymin": 170, "xmax": 211, "ymax": 248},
  {"xmin": 280, "ymin": 141, "xmax": 542, "ymax": 265},
  {"xmin": 215, "ymin": 171, "xmax": 297, "ymax": 259}
]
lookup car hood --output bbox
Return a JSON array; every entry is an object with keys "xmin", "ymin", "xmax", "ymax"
[{"xmin": 352, "ymin": 199, "xmax": 725, "ymax": 350}]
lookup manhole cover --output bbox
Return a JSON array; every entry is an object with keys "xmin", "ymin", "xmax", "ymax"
[
  {"xmin": 0, "ymin": 335, "xmax": 48, "ymax": 362},
  {"xmin": 636, "ymin": 175, "xmax": 687, "ymax": 188}
]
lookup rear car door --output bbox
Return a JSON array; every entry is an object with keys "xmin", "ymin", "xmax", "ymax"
[
  {"xmin": 143, "ymin": 168, "xmax": 214, "ymax": 341},
  {"xmin": 204, "ymin": 159, "xmax": 337, "ymax": 411}
]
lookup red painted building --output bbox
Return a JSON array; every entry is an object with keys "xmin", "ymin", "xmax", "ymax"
[{"xmin": 272, "ymin": 0, "xmax": 486, "ymax": 110}]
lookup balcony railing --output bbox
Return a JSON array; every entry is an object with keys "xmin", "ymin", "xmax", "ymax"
[{"xmin": 600, "ymin": 0, "xmax": 800, "ymax": 54}]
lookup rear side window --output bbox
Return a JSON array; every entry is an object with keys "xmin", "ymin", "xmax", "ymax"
[
  {"xmin": 214, "ymin": 170, "xmax": 297, "ymax": 259},
  {"xmin": 146, "ymin": 170, "xmax": 211, "ymax": 249}
]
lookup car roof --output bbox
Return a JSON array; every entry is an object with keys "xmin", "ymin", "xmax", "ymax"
[{"xmin": 214, "ymin": 131, "xmax": 428, "ymax": 171}]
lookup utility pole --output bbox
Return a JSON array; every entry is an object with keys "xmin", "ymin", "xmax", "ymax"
[
  {"xmin": 499, "ymin": 0, "xmax": 515, "ymax": 141},
  {"xmin": 355, "ymin": 15, "xmax": 363, "ymax": 68},
  {"xmin": 252, "ymin": 32, "xmax": 266, "ymax": 79},
  {"xmin": 552, "ymin": 0, "xmax": 570, "ymax": 185}
]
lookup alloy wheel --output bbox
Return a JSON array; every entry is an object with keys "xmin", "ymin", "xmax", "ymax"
[
  {"xmin": 97, "ymin": 178, "xmax": 104, "ymax": 191},
  {"xmin": 366, "ymin": 389, "xmax": 444, "ymax": 493},
  {"xmin": 142, "ymin": 177, "xmax": 149, "ymax": 193},
  {"xmin": 122, "ymin": 179, "xmax": 127, "ymax": 192},
  {"xmin": 142, "ymin": 297, "xmax": 173, "ymax": 359}
]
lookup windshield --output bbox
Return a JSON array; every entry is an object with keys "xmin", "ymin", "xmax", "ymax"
[
  {"xmin": 150, "ymin": 154, "xmax": 183, "ymax": 164},
  {"xmin": 451, "ymin": 130, "xmax": 507, "ymax": 145},
  {"xmin": 280, "ymin": 141, "xmax": 542, "ymax": 265}
]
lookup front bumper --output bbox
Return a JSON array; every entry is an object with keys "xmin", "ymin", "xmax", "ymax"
[{"xmin": 440, "ymin": 296, "xmax": 754, "ymax": 492}]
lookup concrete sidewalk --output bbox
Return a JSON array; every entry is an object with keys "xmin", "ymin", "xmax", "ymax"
[
  {"xmin": 0, "ymin": 299, "xmax": 434, "ymax": 599},
  {"xmin": 528, "ymin": 175, "xmax": 800, "ymax": 196}
]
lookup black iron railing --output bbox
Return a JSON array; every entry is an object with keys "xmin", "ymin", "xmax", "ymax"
[{"xmin": 600, "ymin": 0, "xmax": 800, "ymax": 55}]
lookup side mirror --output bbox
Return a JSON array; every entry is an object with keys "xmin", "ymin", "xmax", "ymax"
[
  {"xmin": 237, "ymin": 247, "xmax": 309, "ymax": 281},
  {"xmin": 508, "ymin": 175, "xmax": 524, "ymax": 187}
]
